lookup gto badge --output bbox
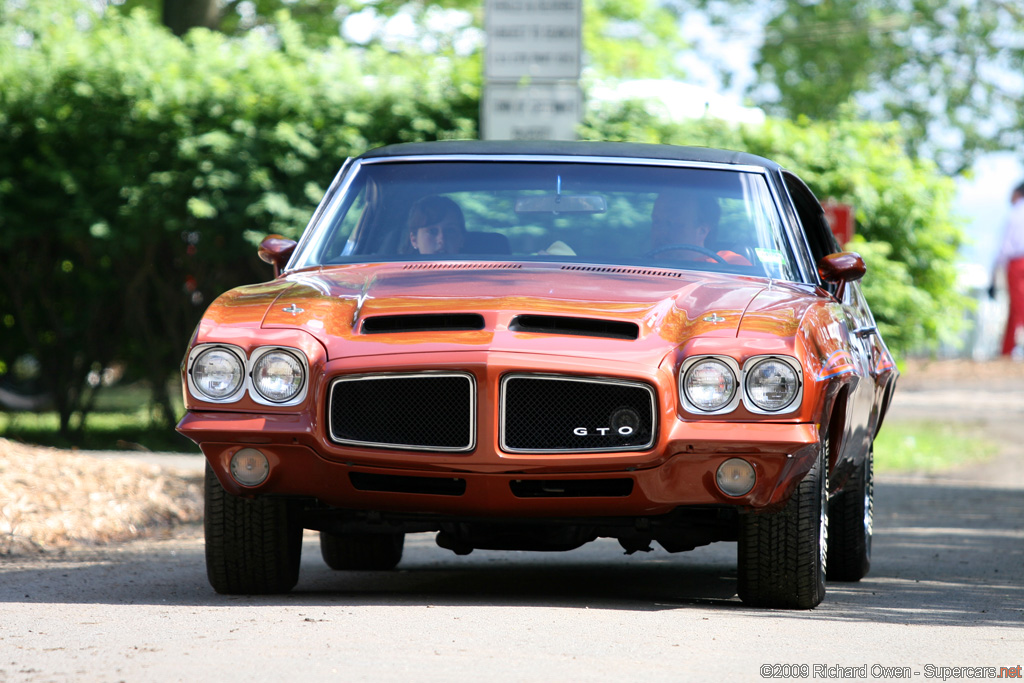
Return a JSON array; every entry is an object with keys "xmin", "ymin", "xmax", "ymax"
[
  {"xmin": 703, "ymin": 313, "xmax": 726, "ymax": 324},
  {"xmin": 282, "ymin": 303, "xmax": 304, "ymax": 315},
  {"xmin": 574, "ymin": 426, "xmax": 635, "ymax": 437}
]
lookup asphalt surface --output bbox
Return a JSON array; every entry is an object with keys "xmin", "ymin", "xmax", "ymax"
[{"xmin": 1, "ymin": 375, "xmax": 1022, "ymax": 682}]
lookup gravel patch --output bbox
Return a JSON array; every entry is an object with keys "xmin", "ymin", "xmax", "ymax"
[{"xmin": 0, "ymin": 438, "xmax": 203, "ymax": 556}]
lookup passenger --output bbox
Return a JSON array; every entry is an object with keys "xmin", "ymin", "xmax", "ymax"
[
  {"xmin": 408, "ymin": 196, "xmax": 466, "ymax": 255},
  {"xmin": 650, "ymin": 192, "xmax": 750, "ymax": 265}
]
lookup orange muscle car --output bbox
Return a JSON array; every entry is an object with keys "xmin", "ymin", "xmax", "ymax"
[{"xmin": 178, "ymin": 141, "xmax": 897, "ymax": 608}]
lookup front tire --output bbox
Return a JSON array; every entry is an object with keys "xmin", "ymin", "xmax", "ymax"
[
  {"xmin": 320, "ymin": 531, "xmax": 405, "ymax": 570},
  {"xmin": 737, "ymin": 443, "xmax": 828, "ymax": 609},
  {"xmin": 827, "ymin": 449, "xmax": 873, "ymax": 581},
  {"xmin": 204, "ymin": 464, "xmax": 303, "ymax": 595}
]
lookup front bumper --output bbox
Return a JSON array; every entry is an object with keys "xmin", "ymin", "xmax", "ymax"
[{"xmin": 178, "ymin": 410, "xmax": 819, "ymax": 516}]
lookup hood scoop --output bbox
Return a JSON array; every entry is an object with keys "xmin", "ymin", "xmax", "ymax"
[
  {"xmin": 361, "ymin": 313, "xmax": 486, "ymax": 334},
  {"xmin": 510, "ymin": 314, "xmax": 639, "ymax": 340}
]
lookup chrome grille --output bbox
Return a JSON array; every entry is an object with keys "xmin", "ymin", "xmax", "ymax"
[
  {"xmin": 328, "ymin": 373, "xmax": 475, "ymax": 452},
  {"xmin": 501, "ymin": 374, "xmax": 656, "ymax": 453}
]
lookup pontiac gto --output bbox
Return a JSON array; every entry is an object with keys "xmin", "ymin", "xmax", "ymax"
[{"xmin": 177, "ymin": 141, "xmax": 897, "ymax": 608}]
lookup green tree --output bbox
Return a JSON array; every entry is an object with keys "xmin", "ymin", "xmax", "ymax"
[
  {"xmin": 678, "ymin": 0, "xmax": 1024, "ymax": 176},
  {"xmin": 112, "ymin": 0, "xmax": 687, "ymax": 81},
  {"xmin": 134, "ymin": 0, "xmax": 1024, "ymax": 175},
  {"xmin": 161, "ymin": 0, "xmax": 220, "ymax": 35},
  {"xmin": 583, "ymin": 0, "xmax": 687, "ymax": 79},
  {"xmin": 754, "ymin": 0, "xmax": 880, "ymax": 121},
  {"xmin": 117, "ymin": 0, "xmax": 477, "ymax": 44}
]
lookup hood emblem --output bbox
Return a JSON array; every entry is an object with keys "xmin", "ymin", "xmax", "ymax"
[
  {"xmin": 282, "ymin": 303, "xmax": 304, "ymax": 315},
  {"xmin": 703, "ymin": 313, "xmax": 726, "ymax": 324}
]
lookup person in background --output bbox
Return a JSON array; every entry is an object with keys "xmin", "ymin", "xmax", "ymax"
[
  {"xmin": 408, "ymin": 195, "xmax": 465, "ymax": 255},
  {"xmin": 989, "ymin": 181, "xmax": 1024, "ymax": 356}
]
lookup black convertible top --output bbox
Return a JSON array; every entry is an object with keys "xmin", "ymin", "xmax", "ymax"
[{"xmin": 358, "ymin": 140, "xmax": 780, "ymax": 170}]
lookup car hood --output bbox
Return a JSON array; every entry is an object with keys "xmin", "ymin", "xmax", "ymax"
[{"xmin": 201, "ymin": 263, "xmax": 816, "ymax": 362}]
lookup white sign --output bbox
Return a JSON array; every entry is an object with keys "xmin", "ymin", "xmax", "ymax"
[
  {"xmin": 485, "ymin": 0, "xmax": 582, "ymax": 80},
  {"xmin": 482, "ymin": 82, "xmax": 582, "ymax": 141}
]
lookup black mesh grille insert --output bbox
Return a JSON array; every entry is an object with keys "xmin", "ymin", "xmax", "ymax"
[
  {"xmin": 329, "ymin": 373, "xmax": 475, "ymax": 451},
  {"xmin": 362, "ymin": 313, "xmax": 485, "ymax": 334},
  {"xmin": 510, "ymin": 315, "xmax": 639, "ymax": 340},
  {"xmin": 501, "ymin": 374, "xmax": 656, "ymax": 452}
]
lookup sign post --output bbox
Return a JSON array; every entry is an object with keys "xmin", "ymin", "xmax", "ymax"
[{"xmin": 482, "ymin": 0, "xmax": 582, "ymax": 141}]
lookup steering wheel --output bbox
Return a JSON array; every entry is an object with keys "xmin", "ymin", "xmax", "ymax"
[{"xmin": 644, "ymin": 243, "xmax": 727, "ymax": 263}]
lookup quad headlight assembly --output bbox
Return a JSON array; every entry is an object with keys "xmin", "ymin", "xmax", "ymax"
[
  {"xmin": 680, "ymin": 355, "xmax": 803, "ymax": 416},
  {"xmin": 187, "ymin": 343, "xmax": 309, "ymax": 406}
]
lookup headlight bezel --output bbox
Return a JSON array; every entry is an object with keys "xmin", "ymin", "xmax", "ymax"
[
  {"xmin": 249, "ymin": 347, "xmax": 308, "ymax": 405},
  {"xmin": 679, "ymin": 356, "xmax": 742, "ymax": 415},
  {"xmin": 186, "ymin": 343, "xmax": 309, "ymax": 407},
  {"xmin": 187, "ymin": 344, "xmax": 247, "ymax": 403},
  {"xmin": 743, "ymin": 355, "xmax": 803, "ymax": 414}
]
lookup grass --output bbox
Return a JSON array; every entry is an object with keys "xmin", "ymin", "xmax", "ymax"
[
  {"xmin": 0, "ymin": 410, "xmax": 196, "ymax": 452},
  {"xmin": 873, "ymin": 420, "xmax": 1000, "ymax": 473},
  {"xmin": 0, "ymin": 382, "xmax": 196, "ymax": 452}
]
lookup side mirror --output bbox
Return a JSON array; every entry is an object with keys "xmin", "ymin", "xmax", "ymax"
[
  {"xmin": 817, "ymin": 251, "xmax": 865, "ymax": 301},
  {"xmin": 258, "ymin": 235, "xmax": 297, "ymax": 278}
]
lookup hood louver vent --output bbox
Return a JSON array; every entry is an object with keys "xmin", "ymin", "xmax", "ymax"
[
  {"xmin": 402, "ymin": 262, "xmax": 522, "ymax": 271},
  {"xmin": 560, "ymin": 264, "xmax": 685, "ymax": 278},
  {"xmin": 362, "ymin": 313, "xmax": 485, "ymax": 334},
  {"xmin": 510, "ymin": 315, "xmax": 639, "ymax": 341}
]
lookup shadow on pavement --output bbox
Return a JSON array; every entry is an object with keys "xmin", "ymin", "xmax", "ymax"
[{"xmin": 1, "ymin": 480, "xmax": 1021, "ymax": 627}]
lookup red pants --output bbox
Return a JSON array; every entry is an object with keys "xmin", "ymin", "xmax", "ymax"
[{"xmin": 1002, "ymin": 257, "xmax": 1024, "ymax": 355}]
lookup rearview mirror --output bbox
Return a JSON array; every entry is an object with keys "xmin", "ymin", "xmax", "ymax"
[{"xmin": 515, "ymin": 194, "xmax": 607, "ymax": 214}]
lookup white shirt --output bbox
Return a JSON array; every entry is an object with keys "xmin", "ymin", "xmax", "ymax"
[{"xmin": 994, "ymin": 196, "xmax": 1024, "ymax": 269}]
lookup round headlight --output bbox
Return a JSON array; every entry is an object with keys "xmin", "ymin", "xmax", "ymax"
[
  {"xmin": 745, "ymin": 358, "xmax": 800, "ymax": 412},
  {"xmin": 682, "ymin": 358, "xmax": 737, "ymax": 412},
  {"xmin": 251, "ymin": 349, "xmax": 305, "ymax": 403},
  {"xmin": 191, "ymin": 347, "xmax": 244, "ymax": 401}
]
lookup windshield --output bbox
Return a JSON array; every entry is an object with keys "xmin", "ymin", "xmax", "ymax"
[{"xmin": 290, "ymin": 160, "xmax": 800, "ymax": 281}]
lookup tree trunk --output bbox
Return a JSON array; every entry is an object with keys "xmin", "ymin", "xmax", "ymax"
[{"xmin": 163, "ymin": 0, "xmax": 221, "ymax": 36}]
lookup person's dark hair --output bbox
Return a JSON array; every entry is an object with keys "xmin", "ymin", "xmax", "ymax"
[
  {"xmin": 655, "ymin": 191, "xmax": 721, "ymax": 228},
  {"xmin": 1013, "ymin": 181, "xmax": 1024, "ymax": 198},
  {"xmin": 693, "ymin": 193, "xmax": 721, "ymax": 228},
  {"xmin": 408, "ymin": 195, "xmax": 465, "ymax": 233}
]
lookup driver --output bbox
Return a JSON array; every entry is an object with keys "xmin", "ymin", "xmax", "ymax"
[{"xmin": 650, "ymin": 192, "xmax": 750, "ymax": 265}]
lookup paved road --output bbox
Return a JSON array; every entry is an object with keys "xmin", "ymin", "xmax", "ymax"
[{"xmin": 2, "ymin": 385, "xmax": 1022, "ymax": 682}]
